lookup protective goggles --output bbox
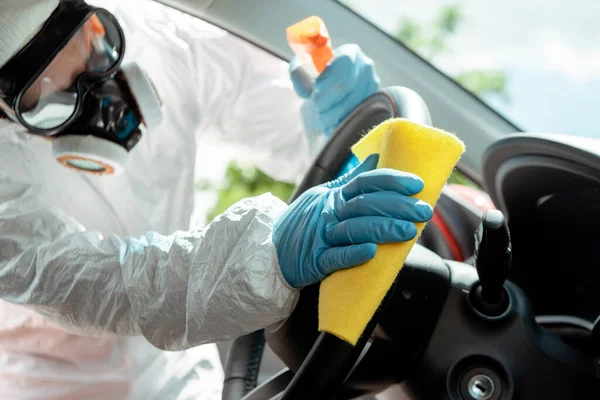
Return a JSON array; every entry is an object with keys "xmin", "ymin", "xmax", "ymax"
[{"xmin": 0, "ymin": 0, "xmax": 125, "ymax": 134}]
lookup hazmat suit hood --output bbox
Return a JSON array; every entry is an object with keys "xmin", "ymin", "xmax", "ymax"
[{"xmin": 0, "ymin": 0, "xmax": 60, "ymax": 70}]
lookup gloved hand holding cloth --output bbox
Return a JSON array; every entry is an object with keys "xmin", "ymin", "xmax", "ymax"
[
  {"xmin": 274, "ymin": 154, "xmax": 434, "ymax": 288},
  {"xmin": 319, "ymin": 118, "xmax": 466, "ymax": 345}
]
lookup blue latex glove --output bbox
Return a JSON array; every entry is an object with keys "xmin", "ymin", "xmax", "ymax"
[
  {"xmin": 290, "ymin": 44, "xmax": 381, "ymax": 138},
  {"xmin": 336, "ymin": 154, "xmax": 360, "ymax": 178},
  {"xmin": 273, "ymin": 154, "xmax": 433, "ymax": 288}
]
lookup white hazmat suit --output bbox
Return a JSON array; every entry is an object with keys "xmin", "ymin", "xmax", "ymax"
[{"xmin": 0, "ymin": 0, "xmax": 311, "ymax": 398}]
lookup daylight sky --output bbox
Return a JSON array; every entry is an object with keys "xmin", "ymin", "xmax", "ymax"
[{"xmin": 345, "ymin": 0, "xmax": 600, "ymax": 137}]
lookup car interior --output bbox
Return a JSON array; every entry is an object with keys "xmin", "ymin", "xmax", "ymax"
[{"xmin": 151, "ymin": 1, "xmax": 600, "ymax": 398}]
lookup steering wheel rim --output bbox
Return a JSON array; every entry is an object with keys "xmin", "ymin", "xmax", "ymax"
[
  {"xmin": 221, "ymin": 86, "xmax": 432, "ymax": 400},
  {"xmin": 224, "ymin": 88, "xmax": 600, "ymax": 400},
  {"xmin": 223, "ymin": 87, "xmax": 600, "ymax": 400},
  {"xmin": 292, "ymin": 87, "xmax": 432, "ymax": 201}
]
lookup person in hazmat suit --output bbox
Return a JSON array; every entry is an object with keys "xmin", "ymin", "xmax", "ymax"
[{"xmin": 0, "ymin": 0, "xmax": 433, "ymax": 398}]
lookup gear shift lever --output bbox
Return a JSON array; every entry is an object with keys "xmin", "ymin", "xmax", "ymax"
[{"xmin": 471, "ymin": 210, "xmax": 512, "ymax": 316}]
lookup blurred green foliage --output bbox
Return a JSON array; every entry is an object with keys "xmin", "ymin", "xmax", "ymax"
[
  {"xmin": 395, "ymin": 5, "xmax": 508, "ymax": 99},
  {"xmin": 396, "ymin": 5, "xmax": 461, "ymax": 60},
  {"xmin": 196, "ymin": 162, "xmax": 295, "ymax": 221},
  {"xmin": 447, "ymin": 169, "xmax": 478, "ymax": 188},
  {"xmin": 197, "ymin": 4, "xmax": 499, "ymax": 219}
]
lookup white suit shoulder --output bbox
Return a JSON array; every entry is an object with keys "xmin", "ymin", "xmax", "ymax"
[{"xmin": 0, "ymin": 124, "xmax": 299, "ymax": 350}]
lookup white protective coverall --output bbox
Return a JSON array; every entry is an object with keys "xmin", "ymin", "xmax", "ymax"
[{"xmin": 0, "ymin": 0, "xmax": 311, "ymax": 398}]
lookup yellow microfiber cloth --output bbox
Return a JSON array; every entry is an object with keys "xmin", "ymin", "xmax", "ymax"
[{"xmin": 318, "ymin": 118, "xmax": 465, "ymax": 345}]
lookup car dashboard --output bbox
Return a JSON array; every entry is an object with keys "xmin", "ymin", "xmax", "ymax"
[{"xmin": 482, "ymin": 133, "xmax": 600, "ymax": 321}]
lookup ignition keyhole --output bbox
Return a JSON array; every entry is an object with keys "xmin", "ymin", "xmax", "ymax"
[{"xmin": 467, "ymin": 374, "xmax": 495, "ymax": 399}]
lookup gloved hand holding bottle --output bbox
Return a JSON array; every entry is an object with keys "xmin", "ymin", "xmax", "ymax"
[
  {"xmin": 273, "ymin": 154, "xmax": 434, "ymax": 288},
  {"xmin": 286, "ymin": 17, "xmax": 380, "ymax": 174},
  {"xmin": 290, "ymin": 44, "xmax": 380, "ymax": 141}
]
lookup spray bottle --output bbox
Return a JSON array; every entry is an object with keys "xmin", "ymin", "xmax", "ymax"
[{"xmin": 286, "ymin": 16, "xmax": 336, "ymax": 159}]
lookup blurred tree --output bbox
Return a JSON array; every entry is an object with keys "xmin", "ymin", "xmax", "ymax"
[
  {"xmin": 395, "ymin": 4, "xmax": 508, "ymax": 99},
  {"xmin": 197, "ymin": 3, "xmax": 497, "ymax": 220},
  {"xmin": 196, "ymin": 161, "xmax": 295, "ymax": 221}
]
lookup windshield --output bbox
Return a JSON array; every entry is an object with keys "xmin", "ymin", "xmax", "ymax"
[{"xmin": 341, "ymin": 0, "xmax": 600, "ymax": 138}]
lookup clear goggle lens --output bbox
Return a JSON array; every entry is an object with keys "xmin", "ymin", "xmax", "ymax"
[{"xmin": 19, "ymin": 11, "xmax": 123, "ymax": 130}]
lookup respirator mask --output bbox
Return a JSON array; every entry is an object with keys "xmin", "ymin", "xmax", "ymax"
[{"xmin": 0, "ymin": 0, "xmax": 162, "ymax": 174}]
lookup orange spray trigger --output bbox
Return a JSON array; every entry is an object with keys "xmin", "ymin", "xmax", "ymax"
[
  {"xmin": 88, "ymin": 15, "xmax": 106, "ymax": 36},
  {"xmin": 84, "ymin": 15, "xmax": 106, "ymax": 52},
  {"xmin": 286, "ymin": 16, "xmax": 334, "ymax": 78}
]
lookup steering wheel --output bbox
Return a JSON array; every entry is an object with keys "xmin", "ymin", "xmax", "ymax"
[{"xmin": 222, "ymin": 87, "xmax": 599, "ymax": 400}]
